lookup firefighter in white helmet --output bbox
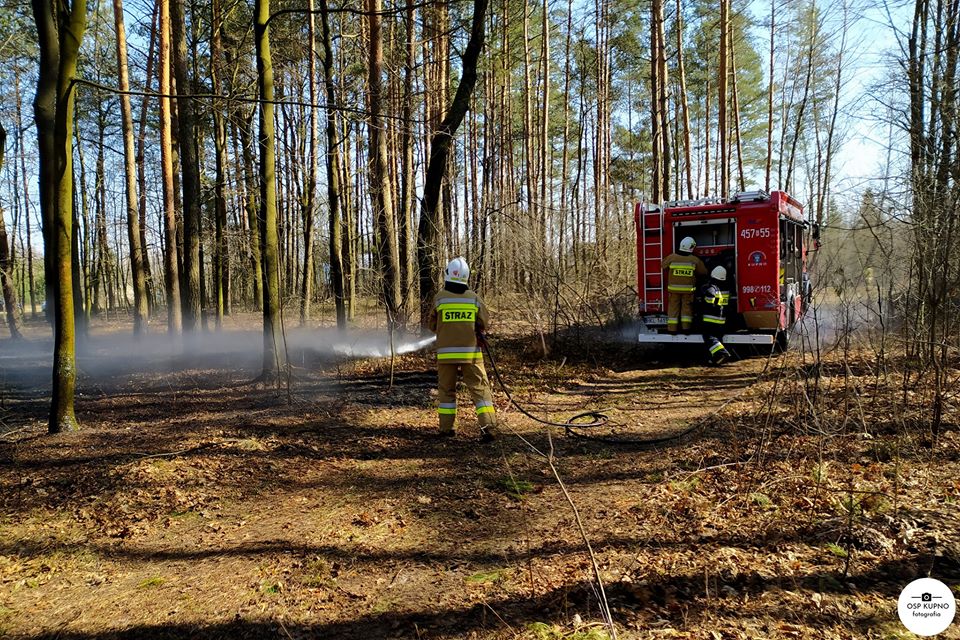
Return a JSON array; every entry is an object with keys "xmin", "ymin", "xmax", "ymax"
[
  {"xmin": 698, "ymin": 265, "xmax": 732, "ymax": 364},
  {"xmin": 661, "ymin": 236, "xmax": 707, "ymax": 332},
  {"xmin": 428, "ymin": 257, "xmax": 498, "ymax": 441}
]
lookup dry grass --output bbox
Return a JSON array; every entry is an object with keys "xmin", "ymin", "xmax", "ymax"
[{"xmin": 0, "ymin": 315, "xmax": 958, "ymax": 639}]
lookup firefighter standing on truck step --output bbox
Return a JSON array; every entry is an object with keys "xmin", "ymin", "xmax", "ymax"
[
  {"xmin": 428, "ymin": 257, "xmax": 498, "ymax": 442},
  {"xmin": 661, "ymin": 236, "xmax": 707, "ymax": 333},
  {"xmin": 698, "ymin": 265, "xmax": 733, "ymax": 364}
]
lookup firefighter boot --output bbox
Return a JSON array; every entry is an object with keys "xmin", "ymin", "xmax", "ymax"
[{"xmin": 712, "ymin": 348, "xmax": 731, "ymax": 365}]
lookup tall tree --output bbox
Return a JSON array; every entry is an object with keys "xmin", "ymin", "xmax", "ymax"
[
  {"xmin": 319, "ymin": 0, "xmax": 346, "ymax": 329},
  {"xmin": 112, "ymin": 0, "xmax": 149, "ymax": 336},
  {"xmin": 0, "ymin": 123, "xmax": 24, "ymax": 340},
  {"xmin": 367, "ymin": 0, "xmax": 402, "ymax": 325},
  {"xmin": 255, "ymin": 0, "xmax": 283, "ymax": 376},
  {"xmin": 171, "ymin": 0, "xmax": 202, "ymax": 331},
  {"xmin": 676, "ymin": 0, "xmax": 694, "ymax": 199},
  {"xmin": 211, "ymin": 0, "xmax": 230, "ymax": 328},
  {"xmin": 14, "ymin": 71, "xmax": 39, "ymax": 317},
  {"xmin": 31, "ymin": 0, "xmax": 60, "ymax": 323},
  {"xmin": 650, "ymin": 0, "xmax": 669, "ymax": 202},
  {"xmin": 417, "ymin": 0, "xmax": 489, "ymax": 327},
  {"xmin": 398, "ymin": 0, "xmax": 416, "ymax": 314},
  {"xmin": 718, "ymin": 0, "xmax": 729, "ymax": 199},
  {"xmin": 49, "ymin": 0, "xmax": 88, "ymax": 433},
  {"xmin": 135, "ymin": 0, "xmax": 159, "ymax": 313},
  {"xmin": 159, "ymin": 0, "xmax": 182, "ymax": 333},
  {"xmin": 300, "ymin": 0, "xmax": 319, "ymax": 326},
  {"xmin": 765, "ymin": 0, "xmax": 775, "ymax": 192}
]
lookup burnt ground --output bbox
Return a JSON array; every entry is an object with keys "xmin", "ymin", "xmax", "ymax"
[{"xmin": 1, "ymin": 315, "xmax": 959, "ymax": 639}]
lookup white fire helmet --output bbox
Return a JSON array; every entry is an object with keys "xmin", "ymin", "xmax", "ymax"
[
  {"xmin": 711, "ymin": 266, "xmax": 727, "ymax": 282},
  {"xmin": 445, "ymin": 256, "xmax": 470, "ymax": 285},
  {"xmin": 679, "ymin": 236, "xmax": 697, "ymax": 253}
]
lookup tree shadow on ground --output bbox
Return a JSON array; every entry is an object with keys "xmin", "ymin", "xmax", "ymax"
[{"xmin": 13, "ymin": 553, "xmax": 949, "ymax": 640}]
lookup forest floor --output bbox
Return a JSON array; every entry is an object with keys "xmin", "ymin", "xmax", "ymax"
[{"xmin": 1, "ymin": 313, "xmax": 959, "ymax": 640}]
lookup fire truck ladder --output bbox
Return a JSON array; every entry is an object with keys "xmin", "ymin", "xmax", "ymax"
[{"xmin": 641, "ymin": 203, "xmax": 665, "ymax": 313}]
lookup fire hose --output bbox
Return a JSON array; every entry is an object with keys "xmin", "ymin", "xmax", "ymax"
[{"xmin": 480, "ymin": 335, "xmax": 712, "ymax": 447}]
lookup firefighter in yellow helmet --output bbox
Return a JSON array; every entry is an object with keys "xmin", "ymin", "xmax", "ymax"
[
  {"xmin": 428, "ymin": 257, "xmax": 498, "ymax": 442},
  {"xmin": 661, "ymin": 236, "xmax": 707, "ymax": 332}
]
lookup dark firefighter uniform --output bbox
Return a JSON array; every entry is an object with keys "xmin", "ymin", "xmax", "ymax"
[
  {"xmin": 661, "ymin": 242, "xmax": 707, "ymax": 332},
  {"xmin": 698, "ymin": 276, "xmax": 732, "ymax": 364},
  {"xmin": 428, "ymin": 281, "xmax": 497, "ymax": 438}
]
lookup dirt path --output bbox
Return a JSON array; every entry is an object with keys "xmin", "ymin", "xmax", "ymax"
[{"xmin": 1, "ymin": 327, "xmax": 957, "ymax": 639}]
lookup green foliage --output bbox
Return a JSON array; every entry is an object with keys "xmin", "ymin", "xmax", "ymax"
[
  {"xmin": 526, "ymin": 622, "xmax": 610, "ymax": 640},
  {"xmin": 465, "ymin": 568, "xmax": 510, "ymax": 584},
  {"xmin": 749, "ymin": 492, "xmax": 775, "ymax": 509},
  {"xmin": 669, "ymin": 475, "xmax": 701, "ymax": 494},
  {"xmin": 812, "ymin": 462, "xmax": 829, "ymax": 484},
  {"xmin": 497, "ymin": 477, "xmax": 536, "ymax": 500},
  {"xmin": 137, "ymin": 576, "xmax": 165, "ymax": 588}
]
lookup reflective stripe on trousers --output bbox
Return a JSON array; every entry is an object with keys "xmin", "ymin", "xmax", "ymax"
[{"xmin": 437, "ymin": 346, "xmax": 483, "ymax": 361}]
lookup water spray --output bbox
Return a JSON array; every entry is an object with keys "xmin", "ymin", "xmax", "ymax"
[{"xmin": 331, "ymin": 335, "xmax": 436, "ymax": 359}]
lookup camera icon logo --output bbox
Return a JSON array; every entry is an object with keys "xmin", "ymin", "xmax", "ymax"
[{"xmin": 899, "ymin": 578, "xmax": 955, "ymax": 636}]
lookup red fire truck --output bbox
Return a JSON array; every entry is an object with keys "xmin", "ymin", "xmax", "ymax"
[{"xmin": 634, "ymin": 190, "xmax": 816, "ymax": 349}]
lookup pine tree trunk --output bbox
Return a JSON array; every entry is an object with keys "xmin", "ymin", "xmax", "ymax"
[
  {"xmin": 211, "ymin": 0, "xmax": 230, "ymax": 327},
  {"xmin": 731, "ymin": 31, "xmax": 745, "ymax": 192},
  {"xmin": 136, "ymin": 0, "xmax": 159, "ymax": 313},
  {"xmin": 718, "ymin": 0, "xmax": 729, "ymax": 199},
  {"xmin": 74, "ymin": 115, "xmax": 91, "ymax": 329},
  {"xmin": 656, "ymin": 0, "xmax": 670, "ymax": 201},
  {"xmin": 765, "ymin": 0, "xmax": 775, "ymax": 192},
  {"xmin": 112, "ymin": 0, "xmax": 149, "ymax": 334},
  {"xmin": 320, "ymin": 0, "xmax": 346, "ymax": 329},
  {"xmin": 540, "ymin": 0, "xmax": 550, "ymax": 263},
  {"xmin": 676, "ymin": 0, "xmax": 694, "ymax": 199},
  {"xmin": 704, "ymin": 76, "xmax": 711, "ymax": 196},
  {"xmin": 298, "ymin": 0, "xmax": 319, "ymax": 326},
  {"xmin": 368, "ymin": 0, "xmax": 402, "ymax": 324},
  {"xmin": 0, "ymin": 124, "xmax": 24, "ymax": 339},
  {"xmin": 238, "ymin": 109, "xmax": 262, "ymax": 311},
  {"xmin": 159, "ymin": 0, "xmax": 182, "ymax": 334},
  {"xmin": 398, "ymin": 0, "xmax": 416, "ymax": 313},
  {"xmin": 650, "ymin": 0, "xmax": 662, "ymax": 202},
  {"xmin": 255, "ymin": 0, "xmax": 283, "ymax": 376},
  {"xmin": 418, "ymin": 0, "xmax": 489, "ymax": 328},
  {"xmin": 171, "ymin": 0, "xmax": 202, "ymax": 331}
]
